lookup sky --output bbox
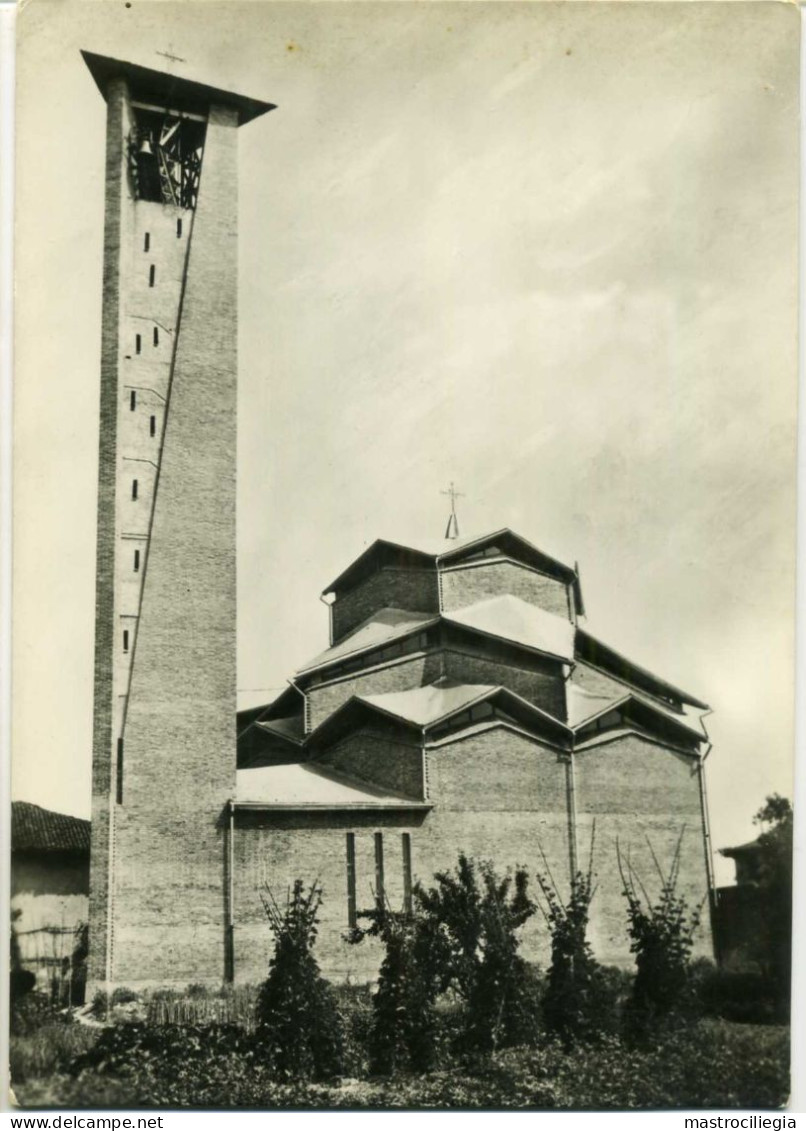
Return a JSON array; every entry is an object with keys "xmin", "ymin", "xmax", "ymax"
[{"xmin": 12, "ymin": 0, "xmax": 799, "ymax": 886}]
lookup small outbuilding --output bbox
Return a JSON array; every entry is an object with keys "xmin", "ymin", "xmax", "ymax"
[{"xmin": 11, "ymin": 801, "xmax": 91, "ymax": 989}]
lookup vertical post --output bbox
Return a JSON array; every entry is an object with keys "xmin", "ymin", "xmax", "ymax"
[
  {"xmin": 565, "ymin": 753, "xmax": 579, "ymax": 880},
  {"xmin": 346, "ymin": 832, "xmax": 357, "ymax": 928},
  {"xmin": 402, "ymin": 832, "xmax": 413, "ymax": 914},
  {"xmin": 225, "ymin": 799, "xmax": 235, "ymax": 982},
  {"xmin": 374, "ymin": 832, "xmax": 385, "ymax": 911}
]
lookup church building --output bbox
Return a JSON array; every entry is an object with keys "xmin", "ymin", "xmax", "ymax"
[
  {"xmin": 233, "ymin": 528, "xmax": 716, "ymax": 982},
  {"xmin": 83, "ymin": 50, "xmax": 714, "ymax": 992}
]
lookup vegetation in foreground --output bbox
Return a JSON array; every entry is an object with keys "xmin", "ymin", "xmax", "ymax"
[
  {"xmin": 10, "ymin": 803, "xmax": 793, "ymax": 1111},
  {"xmin": 11, "ymin": 1008, "xmax": 789, "ymax": 1111}
]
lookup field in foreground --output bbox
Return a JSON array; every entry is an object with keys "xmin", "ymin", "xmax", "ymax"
[{"xmin": 12, "ymin": 1017, "xmax": 789, "ymax": 1110}]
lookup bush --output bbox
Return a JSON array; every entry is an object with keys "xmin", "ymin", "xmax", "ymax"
[
  {"xmin": 11, "ymin": 1016, "xmax": 787, "ymax": 1110},
  {"xmin": 690, "ymin": 960, "xmax": 783, "ymax": 1025},
  {"xmin": 536, "ymin": 861, "xmax": 618, "ymax": 1046},
  {"xmin": 415, "ymin": 855, "xmax": 541, "ymax": 1054},
  {"xmin": 10, "ymin": 992, "xmax": 66, "ymax": 1038},
  {"xmin": 351, "ymin": 906, "xmax": 441, "ymax": 1075},
  {"xmin": 255, "ymin": 879, "xmax": 343, "ymax": 1080},
  {"xmin": 618, "ymin": 833, "xmax": 703, "ymax": 1041}
]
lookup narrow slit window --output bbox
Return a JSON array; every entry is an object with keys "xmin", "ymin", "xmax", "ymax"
[
  {"xmin": 135, "ymin": 334, "xmax": 141, "ymax": 355},
  {"xmin": 144, "ymin": 232, "xmax": 150, "ymax": 252},
  {"xmin": 116, "ymin": 738, "xmax": 124, "ymax": 805},
  {"xmin": 176, "ymin": 218, "xmax": 183, "ymax": 239},
  {"xmin": 150, "ymin": 415, "xmax": 156, "ymax": 438},
  {"xmin": 123, "ymin": 629, "xmax": 129, "ymax": 653},
  {"xmin": 133, "ymin": 549, "xmax": 140, "ymax": 572},
  {"xmin": 132, "ymin": 479, "xmax": 138, "ymax": 500},
  {"xmin": 153, "ymin": 326, "xmax": 159, "ymax": 347},
  {"xmin": 346, "ymin": 833, "xmax": 357, "ymax": 929},
  {"xmin": 130, "ymin": 390, "xmax": 136, "ymax": 411},
  {"xmin": 149, "ymin": 265, "xmax": 156, "ymax": 287},
  {"xmin": 374, "ymin": 832, "xmax": 385, "ymax": 911},
  {"xmin": 402, "ymin": 833, "xmax": 413, "ymax": 914}
]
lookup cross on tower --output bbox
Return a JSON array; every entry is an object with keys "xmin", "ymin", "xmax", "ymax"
[
  {"xmin": 156, "ymin": 48, "xmax": 187, "ymax": 64},
  {"xmin": 441, "ymin": 481, "xmax": 465, "ymax": 540}
]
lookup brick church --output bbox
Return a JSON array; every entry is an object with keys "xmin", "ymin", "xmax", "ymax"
[
  {"xmin": 82, "ymin": 51, "xmax": 714, "ymax": 992},
  {"xmin": 233, "ymin": 528, "xmax": 715, "ymax": 982}
]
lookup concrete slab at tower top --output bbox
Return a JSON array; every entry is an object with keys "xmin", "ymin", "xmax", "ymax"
[{"xmin": 81, "ymin": 51, "xmax": 275, "ymax": 124}]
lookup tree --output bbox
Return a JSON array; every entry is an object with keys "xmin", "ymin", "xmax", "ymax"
[
  {"xmin": 255, "ymin": 880, "xmax": 343, "ymax": 1080},
  {"xmin": 415, "ymin": 854, "xmax": 540, "ymax": 1053},
  {"xmin": 751, "ymin": 794, "xmax": 793, "ymax": 1015}
]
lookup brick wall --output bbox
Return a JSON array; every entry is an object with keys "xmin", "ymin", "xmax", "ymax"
[
  {"xmin": 88, "ymin": 76, "xmax": 131, "ymax": 991},
  {"xmin": 573, "ymin": 733, "xmax": 713, "ymax": 966},
  {"xmin": 332, "ymin": 569, "xmax": 439, "ymax": 643},
  {"xmin": 231, "ymin": 726, "xmax": 712, "ymax": 982},
  {"xmin": 442, "ymin": 649, "xmax": 566, "ymax": 719},
  {"xmin": 307, "ymin": 653, "xmax": 441, "ymax": 729},
  {"xmin": 441, "ymin": 560, "xmax": 572, "ymax": 620},
  {"xmin": 317, "ymin": 727, "xmax": 424, "ymax": 798},
  {"xmin": 90, "ymin": 102, "xmax": 241, "ymax": 989},
  {"xmin": 232, "ymin": 810, "xmax": 428, "ymax": 983}
]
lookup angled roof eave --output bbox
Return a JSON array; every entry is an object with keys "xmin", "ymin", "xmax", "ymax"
[
  {"xmin": 575, "ymin": 628, "xmax": 709, "ymax": 710},
  {"xmin": 418, "ymin": 684, "xmax": 573, "ymax": 746},
  {"xmin": 322, "ymin": 528, "xmax": 576, "ymax": 597},
  {"xmin": 297, "ymin": 612, "xmax": 440, "ymax": 678},
  {"xmin": 322, "ymin": 539, "xmax": 436, "ymax": 597},
  {"xmin": 443, "ymin": 615, "xmax": 571, "ymax": 667},
  {"xmin": 438, "ymin": 528, "xmax": 576, "ymax": 581},
  {"xmin": 571, "ymin": 692, "xmax": 704, "ymax": 744},
  {"xmin": 305, "ymin": 695, "xmax": 424, "ymax": 749}
]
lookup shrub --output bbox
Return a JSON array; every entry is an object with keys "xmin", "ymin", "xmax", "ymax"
[
  {"xmin": 110, "ymin": 986, "xmax": 139, "ymax": 1006},
  {"xmin": 618, "ymin": 832, "xmax": 702, "ymax": 1041},
  {"xmin": 351, "ymin": 906, "xmax": 440, "ymax": 1075},
  {"xmin": 255, "ymin": 879, "xmax": 343, "ymax": 1080},
  {"xmin": 690, "ymin": 960, "xmax": 782, "ymax": 1025},
  {"xmin": 536, "ymin": 840, "xmax": 618, "ymax": 1046},
  {"xmin": 10, "ymin": 991, "xmax": 66, "ymax": 1039},
  {"xmin": 415, "ymin": 854, "xmax": 541, "ymax": 1054}
]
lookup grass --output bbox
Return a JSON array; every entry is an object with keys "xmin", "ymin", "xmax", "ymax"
[
  {"xmin": 11, "ymin": 1015, "xmax": 789, "ymax": 1111},
  {"xmin": 10, "ymin": 1021, "xmax": 99, "ymax": 1086}
]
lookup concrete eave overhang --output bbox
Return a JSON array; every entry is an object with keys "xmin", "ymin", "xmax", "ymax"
[
  {"xmin": 82, "ymin": 50, "xmax": 276, "ymax": 125},
  {"xmin": 232, "ymin": 800, "xmax": 433, "ymax": 812}
]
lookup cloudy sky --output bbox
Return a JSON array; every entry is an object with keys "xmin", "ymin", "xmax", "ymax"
[{"xmin": 13, "ymin": 1, "xmax": 798, "ymax": 883}]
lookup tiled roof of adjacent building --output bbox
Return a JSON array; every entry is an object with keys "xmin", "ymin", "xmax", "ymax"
[{"xmin": 11, "ymin": 801, "xmax": 91, "ymax": 854}]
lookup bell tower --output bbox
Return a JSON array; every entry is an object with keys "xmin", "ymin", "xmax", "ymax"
[{"xmin": 83, "ymin": 52, "xmax": 273, "ymax": 992}]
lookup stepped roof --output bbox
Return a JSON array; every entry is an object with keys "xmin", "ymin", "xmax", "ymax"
[
  {"xmin": 298, "ymin": 608, "xmax": 437, "ymax": 675},
  {"xmin": 322, "ymin": 528, "xmax": 579, "ymax": 597},
  {"xmin": 448, "ymin": 595, "xmax": 575, "ymax": 660},
  {"xmin": 359, "ymin": 680, "xmax": 497, "ymax": 726},
  {"xmin": 567, "ymin": 683, "xmax": 706, "ymax": 742},
  {"xmin": 235, "ymin": 762, "xmax": 429, "ymax": 809},
  {"xmin": 307, "ymin": 679, "xmax": 573, "ymax": 749},
  {"xmin": 297, "ymin": 595, "xmax": 575, "ymax": 679},
  {"xmin": 574, "ymin": 630, "xmax": 709, "ymax": 710}
]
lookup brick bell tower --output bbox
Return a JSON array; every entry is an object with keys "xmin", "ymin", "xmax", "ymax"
[{"xmin": 83, "ymin": 52, "xmax": 273, "ymax": 993}]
